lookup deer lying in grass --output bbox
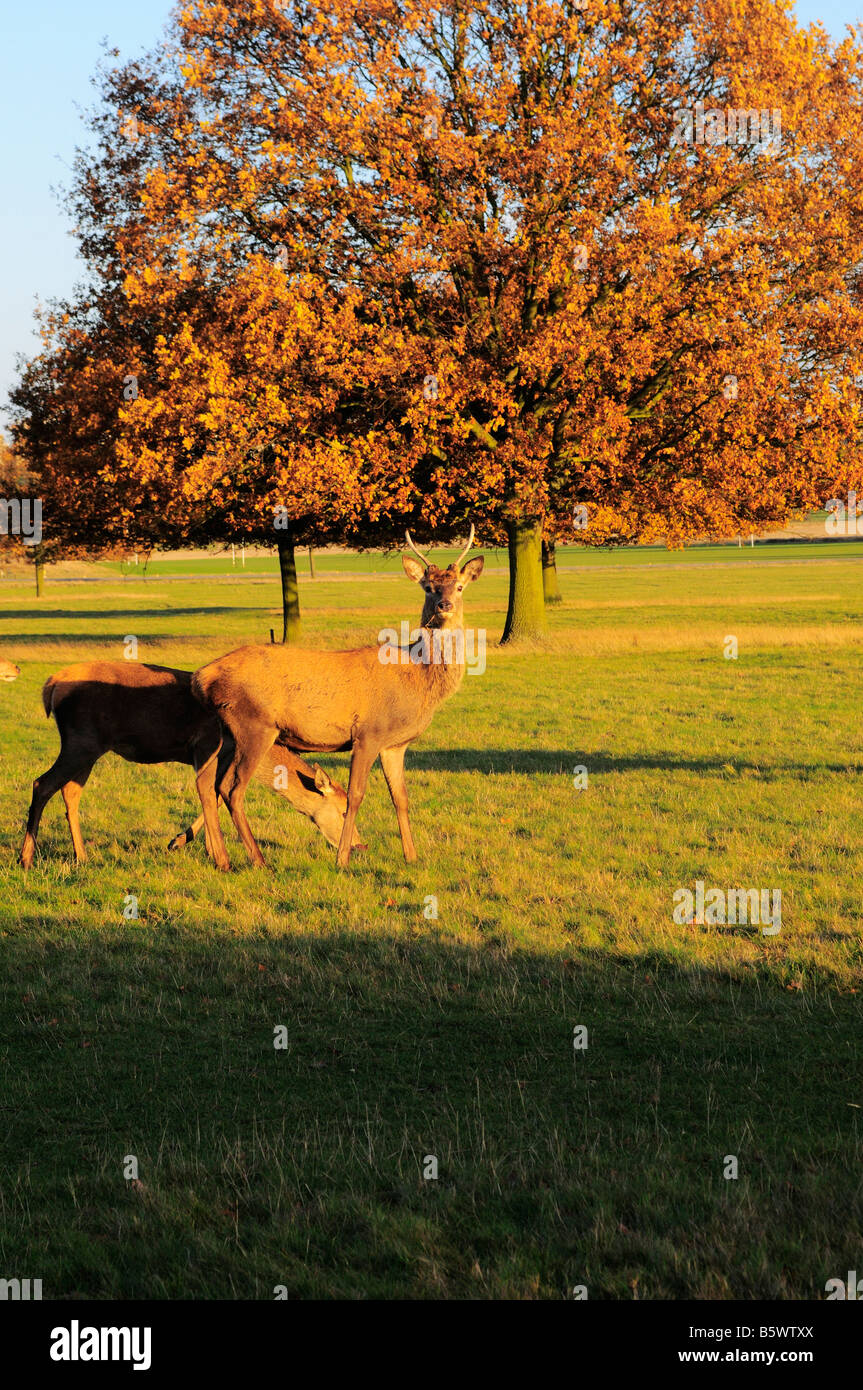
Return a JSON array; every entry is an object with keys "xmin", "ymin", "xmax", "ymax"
[
  {"xmin": 0, "ymin": 659, "xmax": 20, "ymax": 681},
  {"xmin": 191, "ymin": 527, "xmax": 484, "ymax": 870},
  {"xmin": 19, "ymin": 661, "xmax": 361, "ymax": 869}
]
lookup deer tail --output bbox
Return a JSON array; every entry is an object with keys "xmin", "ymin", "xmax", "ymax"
[{"xmin": 41, "ymin": 675, "xmax": 56, "ymax": 718}]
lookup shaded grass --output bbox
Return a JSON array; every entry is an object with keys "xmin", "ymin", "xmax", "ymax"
[{"xmin": 1, "ymin": 928, "xmax": 860, "ymax": 1299}]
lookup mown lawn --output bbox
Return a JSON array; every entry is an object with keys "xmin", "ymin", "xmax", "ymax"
[{"xmin": 0, "ymin": 543, "xmax": 861, "ymax": 1298}]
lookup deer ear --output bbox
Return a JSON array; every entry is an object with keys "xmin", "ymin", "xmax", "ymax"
[
  {"xmin": 403, "ymin": 555, "xmax": 426, "ymax": 582},
  {"xmin": 461, "ymin": 555, "xmax": 484, "ymax": 582},
  {"xmin": 314, "ymin": 764, "xmax": 334, "ymax": 794}
]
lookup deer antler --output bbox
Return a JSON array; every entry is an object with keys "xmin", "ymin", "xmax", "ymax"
[
  {"xmin": 454, "ymin": 524, "xmax": 476, "ymax": 570},
  {"xmin": 404, "ymin": 530, "xmax": 431, "ymax": 568}
]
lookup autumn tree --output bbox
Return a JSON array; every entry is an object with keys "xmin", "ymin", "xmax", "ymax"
[
  {"xmin": 14, "ymin": 0, "xmax": 863, "ymax": 639},
  {"xmin": 12, "ymin": 52, "xmax": 381, "ymax": 638},
  {"xmin": 12, "ymin": 253, "xmax": 379, "ymax": 636}
]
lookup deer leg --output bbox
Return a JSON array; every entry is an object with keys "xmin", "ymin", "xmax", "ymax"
[
  {"xmin": 217, "ymin": 727, "xmax": 279, "ymax": 869},
  {"xmin": 60, "ymin": 770, "xmax": 92, "ymax": 864},
  {"xmin": 174, "ymin": 732, "xmax": 236, "ymax": 854},
  {"xmin": 194, "ymin": 740, "xmax": 231, "ymax": 871},
  {"xmin": 379, "ymin": 744, "xmax": 417, "ymax": 864},
  {"xmin": 167, "ymin": 790, "xmax": 234, "ymax": 852},
  {"xmin": 337, "ymin": 742, "xmax": 376, "ymax": 869},
  {"xmin": 167, "ymin": 813, "xmax": 205, "ymax": 852},
  {"xmin": 20, "ymin": 747, "xmax": 97, "ymax": 870}
]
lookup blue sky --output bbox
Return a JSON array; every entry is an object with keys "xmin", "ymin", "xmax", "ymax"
[{"xmin": 1, "ymin": 0, "xmax": 860, "ymax": 434}]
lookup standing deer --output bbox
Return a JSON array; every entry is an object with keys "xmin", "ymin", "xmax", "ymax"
[
  {"xmin": 191, "ymin": 527, "xmax": 484, "ymax": 870},
  {"xmin": 19, "ymin": 661, "xmax": 361, "ymax": 869}
]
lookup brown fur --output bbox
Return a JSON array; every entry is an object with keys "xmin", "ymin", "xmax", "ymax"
[
  {"xmin": 19, "ymin": 661, "xmax": 360, "ymax": 870},
  {"xmin": 0, "ymin": 659, "xmax": 20, "ymax": 682},
  {"xmin": 191, "ymin": 541, "xmax": 484, "ymax": 869}
]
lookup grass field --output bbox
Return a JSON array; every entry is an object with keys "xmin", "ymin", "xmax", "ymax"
[{"xmin": 0, "ymin": 541, "xmax": 861, "ymax": 1299}]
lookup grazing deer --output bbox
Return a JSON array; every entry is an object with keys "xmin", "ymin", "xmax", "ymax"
[
  {"xmin": 19, "ymin": 661, "xmax": 361, "ymax": 870},
  {"xmin": 0, "ymin": 659, "xmax": 20, "ymax": 681},
  {"xmin": 191, "ymin": 527, "xmax": 484, "ymax": 870}
]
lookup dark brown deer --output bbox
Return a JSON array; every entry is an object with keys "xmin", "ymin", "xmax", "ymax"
[
  {"xmin": 19, "ymin": 661, "xmax": 361, "ymax": 869},
  {"xmin": 191, "ymin": 528, "xmax": 484, "ymax": 870}
]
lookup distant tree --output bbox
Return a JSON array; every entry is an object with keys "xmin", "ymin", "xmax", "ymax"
[
  {"xmin": 0, "ymin": 437, "xmax": 50, "ymax": 593},
  {"xmin": 0, "ymin": 438, "xmax": 27, "ymax": 489}
]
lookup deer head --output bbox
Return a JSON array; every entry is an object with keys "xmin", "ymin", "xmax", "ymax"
[
  {"xmin": 0, "ymin": 660, "xmax": 20, "ymax": 682},
  {"xmin": 402, "ymin": 525, "xmax": 484, "ymax": 630},
  {"xmin": 306, "ymin": 764, "xmax": 366, "ymax": 852}
]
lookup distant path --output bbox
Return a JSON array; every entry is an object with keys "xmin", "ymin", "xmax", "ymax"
[{"xmin": 4, "ymin": 551, "xmax": 859, "ymax": 585}]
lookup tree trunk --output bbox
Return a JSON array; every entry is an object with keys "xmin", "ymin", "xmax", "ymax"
[
  {"xmin": 34, "ymin": 546, "xmax": 45, "ymax": 597},
  {"xmin": 277, "ymin": 531, "xmax": 302, "ymax": 643},
  {"xmin": 501, "ymin": 518, "xmax": 547, "ymax": 643},
  {"xmin": 542, "ymin": 538, "xmax": 563, "ymax": 604},
  {"xmin": 308, "ymin": 546, "xmax": 315, "ymax": 579}
]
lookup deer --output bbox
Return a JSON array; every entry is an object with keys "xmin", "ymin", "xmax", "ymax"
[
  {"xmin": 190, "ymin": 527, "xmax": 484, "ymax": 870},
  {"xmin": 0, "ymin": 659, "xmax": 20, "ymax": 681},
  {"xmin": 19, "ymin": 661, "xmax": 362, "ymax": 870}
]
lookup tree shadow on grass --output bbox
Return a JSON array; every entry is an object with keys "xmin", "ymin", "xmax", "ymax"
[
  {"xmin": 0, "ymin": 922, "xmax": 859, "ymax": 1299},
  {"xmin": 0, "ymin": 608, "xmax": 262, "ymax": 621},
  {"xmin": 1, "ymin": 632, "xmax": 222, "ymax": 647},
  {"xmin": 406, "ymin": 748, "xmax": 859, "ymax": 778}
]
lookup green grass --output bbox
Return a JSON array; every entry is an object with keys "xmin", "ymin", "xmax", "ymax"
[{"xmin": 0, "ymin": 545, "xmax": 861, "ymax": 1298}]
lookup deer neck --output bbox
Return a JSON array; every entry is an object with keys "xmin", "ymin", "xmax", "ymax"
[{"xmin": 416, "ymin": 621, "xmax": 468, "ymax": 698}]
